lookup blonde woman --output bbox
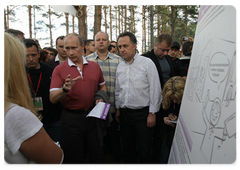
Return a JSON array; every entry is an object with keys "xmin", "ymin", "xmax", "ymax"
[
  {"xmin": 4, "ymin": 32, "xmax": 63, "ymax": 164},
  {"xmin": 159, "ymin": 76, "xmax": 185, "ymax": 163},
  {"xmin": 162, "ymin": 76, "xmax": 186, "ymax": 127}
]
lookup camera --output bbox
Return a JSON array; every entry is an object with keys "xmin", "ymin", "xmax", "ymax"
[{"xmin": 183, "ymin": 37, "xmax": 188, "ymax": 41}]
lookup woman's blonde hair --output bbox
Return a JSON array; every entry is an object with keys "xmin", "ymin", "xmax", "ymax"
[
  {"xmin": 4, "ymin": 33, "xmax": 41, "ymax": 119},
  {"xmin": 162, "ymin": 76, "xmax": 186, "ymax": 110}
]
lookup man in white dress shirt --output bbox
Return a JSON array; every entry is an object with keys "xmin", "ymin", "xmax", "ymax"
[
  {"xmin": 115, "ymin": 32, "xmax": 162, "ymax": 163},
  {"xmin": 47, "ymin": 36, "xmax": 68, "ymax": 68}
]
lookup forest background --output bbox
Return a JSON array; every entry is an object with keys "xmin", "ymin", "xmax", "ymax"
[{"xmin": 5, "ymin": 5, "xmax": 199, "ymax": 54}]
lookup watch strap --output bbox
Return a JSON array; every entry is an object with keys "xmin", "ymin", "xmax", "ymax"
[{"xmin": 62, "ymin": 84, "xmax": 69, "ymax": 93}]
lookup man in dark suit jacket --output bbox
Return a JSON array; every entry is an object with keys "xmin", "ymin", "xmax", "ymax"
[
  {"xmin": 142, "ymin": 34, "xmax": 178, "ymax": 89},
  {"xmin": 142, "ymin": 33, "xmax": 178, "ymax": 163}
]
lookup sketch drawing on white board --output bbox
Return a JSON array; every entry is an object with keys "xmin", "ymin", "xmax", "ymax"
[
  {"xmin": 195, "ymin": 39, "xmax": 212, "ymax": 102},
  {"xmin": 170, "ymin": 6, "xmax": 236, "ymax": 164},
  {"xmin": 201, "ymin": 96, "xmax": 222, "ymax": 162},
  {"xmin": 200, "ymin": 93, "xmax": 236, "ymax": 163},
  {"xmin": 222, "ymin": 50, "xmax": 236, "ymax": 107},
  {"xmin": 185, "ymin": 37, "xmax": 235, "ymax": 105},
  {"xmin": 185, "ymin": 42, "xmax": 201, "ymax": 102},
  {"xmin": 190, "ymin": 37, "xmax": 236, "ymax": 163}
]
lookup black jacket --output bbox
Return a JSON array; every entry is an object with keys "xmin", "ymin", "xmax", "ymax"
[
  {"xmin": 172, "ymin": 58, "xmax": 182, "ymax": 76},
  {"xmin": 94, "ymin": 90, "xmax": 113, "ymax": 146},
  {"xmin": 46, "ymin": 58, "xmax": 60, "ymax": 68},
  {"xmin": 162, "ymin": 102, "xmax": 181, "ymax": 147},
  {"xmin": 26, "ymin": 62, "xmax": 62, "ymax": 124},
  {"xmin": 142, "ymin": 49, "xmax": 178, "ymax": 89}
]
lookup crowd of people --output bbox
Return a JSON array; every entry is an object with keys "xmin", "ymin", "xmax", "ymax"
[{"xmin": 4, "ymin": 28, "xmax": 193, "ymax": 164}]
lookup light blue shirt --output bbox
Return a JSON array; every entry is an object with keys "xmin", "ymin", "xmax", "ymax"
[{"xmin": 115, "ymin": 53, "xmax": 162, "ymax": 113}]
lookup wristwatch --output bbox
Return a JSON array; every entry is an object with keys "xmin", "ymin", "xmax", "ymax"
[{"xmin": 62, "ymin": 84, "xmax": 69, "ymax": 93}]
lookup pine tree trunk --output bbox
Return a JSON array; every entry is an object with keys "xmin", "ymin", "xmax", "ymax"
[
  {"xmin": 118, "ymin": 5, "xmax": 120, "ymax": 35},
  {"xmin": 48, "ymin": 5, "xmax": 53, "ymax": 47},
  {"xmin": 65, "ymin": 12, "xmax": 69, "ymax": 35},
  {"xmin": 184, "ymin": 6, "xmax": 187, "ymax": 36},
  {"xmin": 33, "ymin": 6, "xmax": 36, "ymax": 39},
  {"xmin": 142, "ymin": 6, "xmax": 146, "ymax": 53},
  {"xmin": 6, "ymin": 6, "xmax": 10, "ymax": 29},
  {"xmin": 115, "ymin": 6, "xmax": 118, "ymax": 40},
  {"xmin": 124, "ymin": 5, "xmax": 127, "ymax": 32},
  {"xmin": 121, "ymin": 6, "xmax": 123, "ymax": 33},
  {"xmin": 170, "ymin": 5, "xmax": 177, "ymax": 39},
  {"xmin": 2, "ymin": 3, "xmax": 7, "ymax": 30},
  {"xmin": 84, "ymin": 6, "xmax": 87, "ymax": 39},
  {"xmin": 28, "ymin": 5, "xmax": 32, "ymax": 38},
  {"xmin": 149, "ymin": 5, "xmax": 154, "ymax": 49},
  {"xmin": 72, "ymin": 15, "xmax": 75, "ymax": 33},
  {"xmin": 129, "ymin": 5, "xmax": 134, "ymax": 33},
  {"xmin": 110, "ymin": 6, "xmax": 112, "ymax": 41},
  {"xmin": 94, "ymin": 5, "xmax": 102, "ymax": 38},
  {"xmin": 161, "ymin": 5, "xmax": 166, "ymax": 33},
  {"xmin": 77, "ymin": 5, "xmax": 87, "ymax": 40},
  {"xmin": 104, "ymin": 6, "xmax": 107, "ymax": 33},
  {"xmin": 157, "ymin": 6, "xmax": 160, "ymax": 36}
]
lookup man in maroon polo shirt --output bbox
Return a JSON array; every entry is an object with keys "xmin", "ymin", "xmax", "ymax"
[{"xmin": 50, "ymin": 33, "xmax": 107, "ymax": 163}]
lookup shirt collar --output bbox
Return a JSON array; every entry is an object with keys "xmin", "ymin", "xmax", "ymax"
[
  {"xmin": 68, "ymin": 56, "xmax": 88, "ymax": 67},
  {"xmin": 94, "ymin": 51, "xmax": 112, "ymax": 60},
  {"xmin": 124, "ymin": 52, "xmax": 139, "ymax": 64},
  {"xmin": 55, "ymin": 54, "xmax": 60, "ymax": 62}
]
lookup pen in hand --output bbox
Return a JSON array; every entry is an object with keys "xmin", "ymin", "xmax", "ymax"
[
  {"xmin": 171, "ymin": 109, "xmax": 174, "ymax": 117},
  {"xmin": 170, "ymin": 108, "xmax": 177, "ymax": 121}
]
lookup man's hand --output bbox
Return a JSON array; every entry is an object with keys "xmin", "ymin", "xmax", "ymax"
[
  {"xmin": 95, "ymin": 99, "xmax": 104, "ymax": 105},
  {"xmin": 147, "ymin": 113, "xmax": 156, "ymax": 128},
  {"xmin": 115, "ymin": 109, "xmax": 120, "ymax": 123},
  {"xmin": 50, "ymin": 74, "xmax": 81, "ymax": 104},
  {"xmin": 64, "ymin": 74, "xmax": 81, "ymax": 91}
]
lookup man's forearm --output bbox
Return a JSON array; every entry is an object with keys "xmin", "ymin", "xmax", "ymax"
[
  {"xmin": 99, "ymin": 83, "xmax": 107, "ymax": 93},
  {"xmin": 50, "ymin": 89, "xmax": 67, "ymax": 104}
]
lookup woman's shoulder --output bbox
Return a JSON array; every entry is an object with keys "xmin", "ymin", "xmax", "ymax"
[
  {"xmin": 5, "ymin": 104, "xmax": 34, "ymax": 118},
  {"xmin": 5, "ymin": 103, "xmax": 43, "ymax": 154},
  {"xmin": 5, "ymin": 104, "xmax": 42, "ymax": 129}
]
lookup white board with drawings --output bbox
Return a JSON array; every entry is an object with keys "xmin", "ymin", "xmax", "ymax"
[{"xmin": 168, "ymin": 5, "xmax": 236, "ymax": 164}]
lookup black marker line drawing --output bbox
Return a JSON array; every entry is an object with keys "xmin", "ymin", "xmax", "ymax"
[
  {"xmin": 222, "ymin": 50, "xmax": 236, "ymax": 107},
  {"xmin": 188, "ymin": 37, "xmax": 236, "ymax": 163}
]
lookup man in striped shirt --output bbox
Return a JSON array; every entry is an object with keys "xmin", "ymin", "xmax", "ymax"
[{"xmin": 85, "ymin": 31, "xmax": 123, "ymax": 162}]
